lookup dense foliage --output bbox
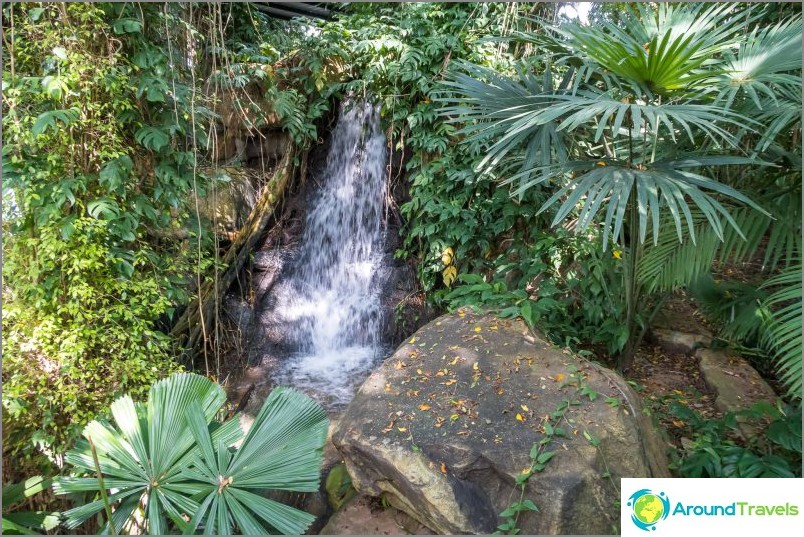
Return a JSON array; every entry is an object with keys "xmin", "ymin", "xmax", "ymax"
[
  {"xmin": 437, "ymin": 3, "xmax": 801, "ymax": 376},
  {"xmin": 1, "ymin": 1, "xmax": 329, "ymax": 475},
  {"xmin": 2, "ymin": 2, "xmax": 801, "ymax": 533}
]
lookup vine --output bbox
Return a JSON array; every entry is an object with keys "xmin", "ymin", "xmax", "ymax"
[{"xmin": 495, "ymin": 365, "xmax": 622, "ymax": 535}]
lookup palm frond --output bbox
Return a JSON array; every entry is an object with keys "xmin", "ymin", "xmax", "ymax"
[
  {"xmin": 528, "ymin": 161, "xmax": 766, "ymax": 250},
  {"xmin": 556, "ymin": 3, "xmax": 750, "ymax": 95},
  {"xmin": 760, "ymin": 263, "xmax": 802, "ymax": 400},
  {"xmin": 689, "ymin": 274, "xmax": 768, "ymax": 343},
  {"xmin": 718, "ymin": 15, "xmax": 803, "ymax": 109}
]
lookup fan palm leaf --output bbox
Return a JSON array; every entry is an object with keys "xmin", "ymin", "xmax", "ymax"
[
  {"xmin": 54, "ymin": 373, "xmax": 328, "ymax": 535},
  {"xmin": 718, "ymin": 16, "xmax": 802, "ymax": 109},
  {"xmin": 555, "ymin": 3, "xmax": 751, "ymax": 96},
  {"xmin": 180, "ymin": 387, "xmax": 327, "ymax": 535}
]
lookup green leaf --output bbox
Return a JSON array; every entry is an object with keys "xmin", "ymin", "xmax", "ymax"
[
  {"xmin": 87, "ymin": 197, "xmax": 120, "ymax": 219},
  {"xmin": 135, "ymin": 127, "xmax": 170, "ymax": 152},
  {"xmin": 536, "ymin": 451, "xmax": 555, "ymax": 465},
  {"xmin": 28, "ymin": 7, "xmax": 45, "ymax": 22},
  {"xmin": 32, "ymin": 109, "xmax": 79, "ymax": 136},
  {"xmin": 2, "ymin": 477, "xmax": 52, "ymax": 509},
  {"xmin": 99, "ymin": 156, "xmax": 133, "ymax": 193},
  {"xmin": 112, "ymin": 17, "xmax": 143, "ymax": 34},
  {"xmin": 3, "ymin": 511, "xmax": 60, "ymax": 532},
  {"xmin": 41, "ymin": 75, "xmax": 66, "ymax": 100},
  {"xmin": 583, "ymin": 430, "xmax": 601, "ymax": 447}
]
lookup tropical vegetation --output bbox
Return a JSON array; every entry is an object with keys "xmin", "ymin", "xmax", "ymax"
[{"xmin": 2, "ymin": 1, "xmax": 801, "ymax": 534}]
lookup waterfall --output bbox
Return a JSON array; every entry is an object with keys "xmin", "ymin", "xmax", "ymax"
[{"xmin": 270, "ymin": 100, "xmax": 389, "ymax": 405}]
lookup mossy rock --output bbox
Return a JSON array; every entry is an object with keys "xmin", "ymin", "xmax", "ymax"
[{"xmin": 325, "ymin": 463, "xmax": 356, "ymax": 510}]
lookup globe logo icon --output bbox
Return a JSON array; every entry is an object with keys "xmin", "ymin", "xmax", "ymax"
[{"xmin": 627, "ymin": 489, "xmax": 670, "ymax": 531}]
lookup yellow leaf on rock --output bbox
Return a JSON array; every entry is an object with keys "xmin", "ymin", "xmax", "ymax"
[
  {"xmin": 474, "ymin": 326, "xmax": 482, "ymax": 332},
  {"xmin": 521, "ymin": 405, "xmax": 529, "ymax": 412},
  {"xmin": 516, "ymin": 413, "xmax": 525, "ymax": 422},
  {"xmin": 397, "ymin": 427, "xmax": 407, "ymax": 432},
  {"xmin": 419, "ymin": 404, "xmax": 431, "ymax": 411}
]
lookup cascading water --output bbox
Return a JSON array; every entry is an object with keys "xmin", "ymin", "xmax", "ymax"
[{"xmin": 269, "ymin": 100, "xmax": 389, "ymax": 405}]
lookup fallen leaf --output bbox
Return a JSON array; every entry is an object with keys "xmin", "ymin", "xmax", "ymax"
[
  {"xmin": 436, "ymin": 371, "xmax": 445, "ymax": 377},
  {"xmin": 444, "ymin": 379, "xmax": 457, "ymax": 386},
  {"xmin": 385, "ymin": 383, "xmax": 391, "ymax": 393},
  {"xmin": 555, "ymin": 373, "xmax": 565, "ymax": 382},
  {"xmin": 473, "ymin": 362, "xmax": 479, "ymax": 371},
  {"xmin": 419, "ymin": 404, "xmax": 431, "ymax": 411},
  {"xmin": 394, "ymin": 361, "xmax": 406, "ymax": 369},
  {"xmin": 397, "ymin": 427, "xmax": 407, "ymax": 432},
  {"xmin": 474, "ymin": 326, "xmax": 482, "ymax": 333},
  {"xmin": 516, "ymin": 413, "xmax": 525, "ymax": 422},
  {"xmin": 417, "ymin": 369, "xmax": 423, "ymax": 375},
  {"xmin": 440, "ymin": 462, "xmax": 447, "ymax": 474},
  {"xmin": 521, "ymin": 405, "xmax": 530, "ymax": 412},
  {"xmin": 409, "ymin": 337, "xmax": 417, "ymax": 344}
]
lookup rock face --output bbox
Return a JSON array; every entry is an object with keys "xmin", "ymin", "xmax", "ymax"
[{"xmin": 333, "ymin": 309, "xmax": 669, "ymax": 535}]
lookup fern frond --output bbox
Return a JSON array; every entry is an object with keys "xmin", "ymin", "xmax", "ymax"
[{"xmin": 760, "ymin": 263, "xmax": 802, "ymax": 400}]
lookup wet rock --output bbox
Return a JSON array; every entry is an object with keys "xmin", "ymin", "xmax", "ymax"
[
  {"xmin": 382, "ymin": 263, "xmax": 436, "ymax": 347},
  {"xmin": 333, "ymin": 309, "xmax": 669, "ymax": 535},
  {"xmin": 252, "ymin": 249, "xmax": 286, "ymax": 273}
]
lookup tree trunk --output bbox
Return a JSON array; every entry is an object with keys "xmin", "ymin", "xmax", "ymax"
[{"xmin": 170, "ymin": 151, "xmax": 295, "ymax": 363}]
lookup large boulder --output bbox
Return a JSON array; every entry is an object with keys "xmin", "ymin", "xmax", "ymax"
[{"xmin": 333, "ymin": 309, "xmax": 669, "ymax": 535}]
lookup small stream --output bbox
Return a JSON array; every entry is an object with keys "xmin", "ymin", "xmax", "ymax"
[{"xmin": 245, "ymin": 100, "xmax": 393, "ymax": 407}]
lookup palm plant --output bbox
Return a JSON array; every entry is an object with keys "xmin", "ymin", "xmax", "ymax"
[
  {"xmin": 437, "ymin": 3, "xmax": 801, "ymax": 371},
  {"xmin": 53, "ymin": 373, "xmax": 328, "ymax": 535}
]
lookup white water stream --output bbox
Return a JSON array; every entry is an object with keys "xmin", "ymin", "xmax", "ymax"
[{"xmin": 270, "ymin": 101, "xmax": 389, "ymax": 404}]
